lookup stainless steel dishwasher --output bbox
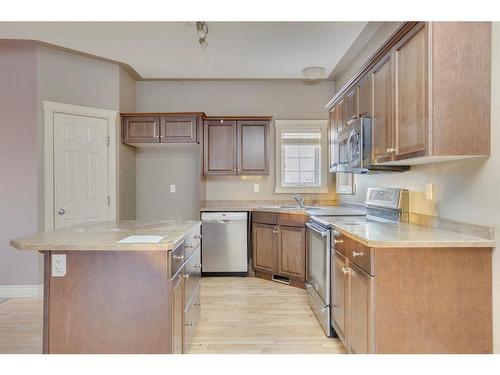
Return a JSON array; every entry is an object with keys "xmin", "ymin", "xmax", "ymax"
[{"xmin": 201, "ymin": 212, "xmax": 248, "ymax": 275}]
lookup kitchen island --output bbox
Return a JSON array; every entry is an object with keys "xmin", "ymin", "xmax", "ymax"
[{"xmin": 10, "ymin": 220, "xmax": 201, "ymax": 354}]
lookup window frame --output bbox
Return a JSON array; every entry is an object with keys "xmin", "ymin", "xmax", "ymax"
[{"xmin": 274, "ymin": 120, "xmax": 329, "ymax": 194}]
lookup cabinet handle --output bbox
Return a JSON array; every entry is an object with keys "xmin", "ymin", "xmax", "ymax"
[
  {"xmin": 173, "ymin": 255, "xmax": 184, "ymax": 261},
  {"xmin": 351, "ymin": 114, "xmax": 358, "ymax": 120},
  {"xmin": 236, "ymin": 168, "xmax": 241, "ymax": 173},
  {"xmin": 352, "ymin": 251, "xmax": 364, "ymax": 257},
  {"xmin": 185, "ymin": 321, "xmax": 194, "ymax": 327},
  {"xmin": 233, "ymin": 168, "xmax": 237, "ymax": 172},
  {"xmin": 194, "ymin": 234, "xmax": 202, "ymax": 239},
  {"xmin": 183, "ymin": 274, "xmax": 190, "ymax": 280},
  {"xmin": 386, "ymin": 148, "xmax": 397, "ymax": 153},
  {"xmin": 194, "ymin": 302, "xmax": 201, "ymax": 306},
  {"xmin": 342, "ymin": 266, "xmax": 350, "ymax": 275},
  {"xmin": 334, "ymin": 239, "xmax": 344, "ymax": 245}
]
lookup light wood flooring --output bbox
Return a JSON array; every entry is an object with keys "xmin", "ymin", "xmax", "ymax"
[{"xmin": 0, "ymin": 277, "xmax": 344, "ymax": 354}]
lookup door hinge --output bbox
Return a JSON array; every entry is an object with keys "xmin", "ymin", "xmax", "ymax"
[
  {"xmin": 106, "ymin": 136, "xmax": 111, "ymax": 146},
  {"xmin": 107, "ymin": 195, "xmax": 111, "ymax": 206}
]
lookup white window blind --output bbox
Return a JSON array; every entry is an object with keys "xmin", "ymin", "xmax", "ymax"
[{"xmin": 281, "ymin": 129, "xmax": 321, "ymax": 187}]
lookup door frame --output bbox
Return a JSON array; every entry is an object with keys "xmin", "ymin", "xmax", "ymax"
[{"xmin": 43, "ymin": 100, "xmax": 118, "ymax": 231}]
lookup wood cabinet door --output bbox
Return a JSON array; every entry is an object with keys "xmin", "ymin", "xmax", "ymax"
[
  {"xmin": 394, "ymin": 23, "xmax": 428, "ymax": 160},
  {"xmin": 252, "ymin": 223, "xmax": 276, "ymax": 273},
  {"xmin": 343, "ymin": 89, "xmax": 357, "ymax": 125},
  {"xmin": 171, "ymin": 272, "xmax": 184, "ymax": 354},
  {"xmin": 122, "ymin": 116, "xmax": 160, "ymax": 143},
  {"xmin": 236, "ymin": 120, "xmax": 269, "ymax": 175},
  {"xmin": 372, "ymin": 54, "xmax": 394, "ymax": 164},
  {"xmin": 276, "ymin": 225, "xmax": 306, "ymax": 280},
  {"xmin": 160, "ymin": 115, "xmax": 198, "ymax": 143},
  {"xmin": 203, "ymin": 120, "xmax": 237, "ymax": 175},
  {"xmin": 357, "ymin": 74, "xmax": 372, "ymax": 118},
  {"xmin": 347, "ymin": 263, "xmax": 374, "ymax": 354},
  {"xmin": 332, "ymin": 252, "xmax": 348, "ymax": 344},
  {"xmin": 336, "ymin": 100, "xmax": 344, "ymax": 132},
  {"xmin": 328, "ymin": 106, "xmax": 338, "ymax": 171}
]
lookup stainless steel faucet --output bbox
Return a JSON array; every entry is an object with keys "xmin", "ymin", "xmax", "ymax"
[{"xmin": 293, "ymin": 193, "xmax": 305, "ymax": 208}]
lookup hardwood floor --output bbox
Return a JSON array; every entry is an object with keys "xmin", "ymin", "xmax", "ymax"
[
  {"xmin": 188, "ymin": 277, "xmax": 345, "ymax": 354},
  {"xmin": 0, "ymin": 298, "xmax": 43, "ymax": 353},
  {"xmin": 0, "ymin": 277, "xmax": 344, "ymax": 354}
]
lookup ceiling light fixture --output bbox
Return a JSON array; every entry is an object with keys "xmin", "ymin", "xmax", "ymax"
[
  {"xmin": 302, "ymin": 66, "xmax": 326, "ymax": 80},
  {"xmin": 196, "ymin": 21, "xmax": 209, "ymax": 49}
]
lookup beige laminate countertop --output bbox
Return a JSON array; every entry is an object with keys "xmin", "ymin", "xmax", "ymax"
[
  {"xmin": 201, "ymin": 203, "xmax": 367, "ymax": 217},
  {"xmin": 313, "ymin": 216, "xmax": 495, "ymax": 248},
  {"xmin": 10, "ymin": 220, "xmax": 201, "ymax": 251}
]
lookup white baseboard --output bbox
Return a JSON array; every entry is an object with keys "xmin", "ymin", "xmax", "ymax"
[{"xmin": 0, "ymin": 285, "xmax": 44, "ymax": 298}]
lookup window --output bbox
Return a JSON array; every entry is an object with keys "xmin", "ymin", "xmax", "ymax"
[{"xmin": 275, "ymin": 120, "xmax": 328, "ymax": 193}]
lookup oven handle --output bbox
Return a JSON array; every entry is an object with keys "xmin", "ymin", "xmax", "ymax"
[{"xmin": 306, "ymin": 222, "xmax": 329, "ymax": 237}]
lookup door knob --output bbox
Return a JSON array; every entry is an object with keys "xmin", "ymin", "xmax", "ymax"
[{"xmin": 58, "ymin": 208, "xmax": 66, "ymax": 215}]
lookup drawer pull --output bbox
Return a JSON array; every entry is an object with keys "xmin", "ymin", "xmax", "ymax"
[
  {"xmin": 194, "ymin": 302, "xmax": 201, "ymax": 306},
  {"xmin": 352, "ymin": 251, "xmax": 364, "ymax": 257},
  {"xmin": 334, "ymin": 239, "xmax": 344, "ymax": 245},
  {"xmin": 183, "ymin": 274, "xmax": 190, "ymax": 280},
  {"xmin": 185, "ymin": 321, "xmax": 194, "ymax": 327},
  {"xmin": 173, "ymin": 255, "xmax": 184, "ymax": 261},
  {"xmin": 342, "ymin": 267, "xmax": 350, "ymax": 275},
  {"xmin": 194, "ymin": 234, "xmax": 202, "ymax": 239},
  {"xmin": 193, "ymin": 264, "xmax": 202, "ymax": 269}
]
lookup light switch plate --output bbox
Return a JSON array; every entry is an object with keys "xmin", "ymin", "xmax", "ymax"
[
  {"xmin": 170, "ymin": 184, "xmax": 176, "ymax": 193},
  {"xmin": 52, "ymin": 254, "xmax": 66, "ymax": 277},
  {"xmin": 254, "ymin": 183, "xmax": 260, "ymax": 193},
  {"xmin": 426, "ymin": 183, "xmax": 434, "ymax": 200}
]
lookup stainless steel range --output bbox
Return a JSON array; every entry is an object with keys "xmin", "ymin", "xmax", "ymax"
[{"xmin": 305, "ymin": 187, "xmax": 409, "ymax": 337}]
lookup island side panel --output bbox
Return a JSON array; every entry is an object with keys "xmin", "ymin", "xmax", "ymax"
[
  {"xmin": 44, "ymin": 250, "xmax": 171, "ymax": 353},
  {"xmin": 374, "ymin": 247, "xmax": 492, "ymax": 353}
]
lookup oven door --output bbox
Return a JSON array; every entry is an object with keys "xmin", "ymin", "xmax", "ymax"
[{"xmin": 305, "ymin": 222, "xmax": 331, "ymax": 305}]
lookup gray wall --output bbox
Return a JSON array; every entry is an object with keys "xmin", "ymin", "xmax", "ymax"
[
  {"xmin": 118, "ymin": 67, "xmax": 137, "ymax": 220},
  {"xmin": 135, "ymin": 146, "xmax": 201, "ymax": 220},
  {"xmin": 335, "ymin": 22, "xmax": 500, "ymax": 352},
  {"xmin": 1, "ymin": 43, "xmax": 136, "ymax": 288},
  {"xmin": 136, "ymin": 80, "xmax": 337, "ymax": 202},
  {"xmin": 0, "ymin": 41, "xmax": 40, "ymax": 285}
]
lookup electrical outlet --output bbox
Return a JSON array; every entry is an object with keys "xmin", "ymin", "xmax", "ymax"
[
  {"xmin": 170, "ymin": 184, "xmax": 176, "ymax": 193},
  {"xmin": 52, "ymin": 254, "xmax": 66, "ymax": 277},
  {"xmin": 253, "ymin": 183, "xmax": 260, "ymax": 193}
]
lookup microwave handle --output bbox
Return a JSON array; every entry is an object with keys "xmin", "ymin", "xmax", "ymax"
[
  {"xmin": 347, "ymin": 130, "xmax": 356, "ymax": 168},
  {"xmin": 306, "ymin": 222, "xmax": 328, "ymax": 237}
]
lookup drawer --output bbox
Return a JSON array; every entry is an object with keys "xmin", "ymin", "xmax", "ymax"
[
  {"xmin": 169, "ymin": 243, "xmax": 186, "ymax": 278},
  {"xmin": 332, "ymin": 229, "xmax": 348, "ymax": 257},
  {"xmin": 278, "ymin": 212, "xmax": 307, "ymax": 227},
  {"xmin": 252, "ymin": 211, "xmax": 277, "ymax": 225},
  {"xmin": 183, "ymin": 283, "xmax": 201, "ymax": 354},
  {"xmin": 184, "ymin": 224, "xmax": 201, "ymax": 259},
  {"xmin": 347, "ymin": 238, "xmax": 373, "ymax": 275},
  {"xmin": 184, "ymin": 245, "xmax": 201, "ymax": 309}
]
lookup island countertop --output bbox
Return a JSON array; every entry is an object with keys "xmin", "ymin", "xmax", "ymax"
[{"xmin": 10, "ymin": 220, "xmax": 201, "ymax": 251}]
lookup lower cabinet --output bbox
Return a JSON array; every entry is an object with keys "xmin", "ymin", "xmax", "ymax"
[
  {"xmin": 347, "ymin": 263, "xmax": 374, "ymax": 354},
  {"xmin": 171, "ymin": 272, "xmax": 184, "ymax": 354},
  {"xmin": 277, "ymin": 225, "xmax": 306, "ymax": 280},
  {"xmin": 332, "ymin": 253, "xmax": 347, "ymax": 344},
  {"xmin": 252, "ymin": 211, "xmax": 307, "ymax": 287},
  {"xmin": 170, "ymin": 241, "xmax": 202, "ymax": 354},
  {"xmin": 332, "ymin": 239, "xmax": 374, "ymax": 354}
]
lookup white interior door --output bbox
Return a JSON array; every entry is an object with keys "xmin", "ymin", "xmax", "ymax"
[{"xmin": 53, "ymin": 113, "xmax": 109, "ymax": 229}]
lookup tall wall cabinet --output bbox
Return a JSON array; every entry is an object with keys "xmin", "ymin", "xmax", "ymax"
[{"xmin": 327, "ymin": 22, "xmax": 491, "ymax": 169}]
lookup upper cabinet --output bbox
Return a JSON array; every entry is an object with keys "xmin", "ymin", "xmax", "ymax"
[
  {"xmin": 122, "ymin": 116, "xmax": 160, "ymax": 143},
  {"xmin": 326, "ymin": 22, "xmax": 491, "ymax": 167},
  {"xmin": 122, "ymin": 113, "xmax": 203, "ymax": 145},
  {"xmin": 204, "ymin": 118, "xmax": 270, "ymax": 176},
  {"xmin": 160, "ymin": 115, "xmax": 199, "ymax": 143}
]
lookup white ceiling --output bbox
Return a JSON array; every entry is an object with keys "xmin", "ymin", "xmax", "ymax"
[{"xmin": 0, "ymin": 22, "xmax": 369, "ymax": 79}]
